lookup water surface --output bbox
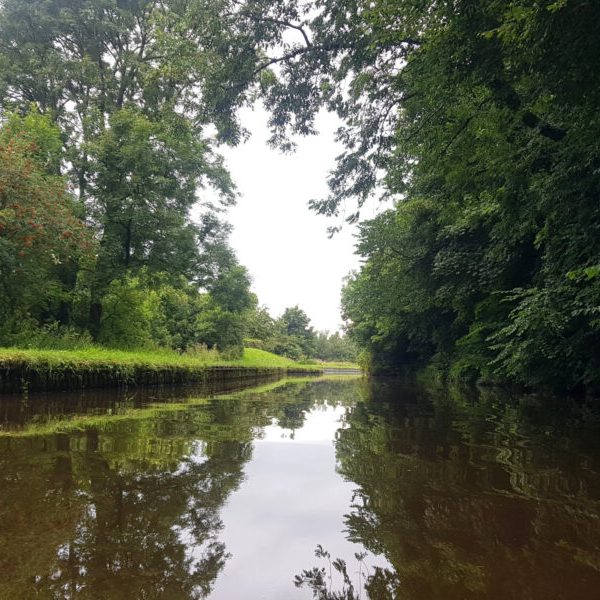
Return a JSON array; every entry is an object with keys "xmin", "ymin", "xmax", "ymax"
[{"xmin": 1, "ymin": 377, "xmax": 599, "ymax": 599}]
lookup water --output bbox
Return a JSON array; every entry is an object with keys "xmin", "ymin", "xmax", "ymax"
[{"xmin": 1, "ymin": 377, "xmax": 599, "ymax": 599}]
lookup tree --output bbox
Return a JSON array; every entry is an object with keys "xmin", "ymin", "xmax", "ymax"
[
  {"xmin": 226, "ymin": 0, "xmax": 600, "ymax": 389},
  {"xmin": 0, "ymin": 111, "xmax": 91, "ymax": 340},
  {"xmin": 0, "ymin": 0, "xmax": 254, "ymax": 337},
  {"xmin": 195, "ymin": 263, "xmax": 256, "ymax": 354},
  {"xmin": 313, "ymin": 331, "xmax": 358, "ymax": 362},
  {"xmin": 276, "ymin": 306, "xmax": 316, "ymax": 358},
  {"xmin": 245, "ymin": 305, "xmax": 277, "ymax": 345}
]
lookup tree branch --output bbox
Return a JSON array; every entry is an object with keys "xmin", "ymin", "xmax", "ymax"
[{"xmin": 240, "ymin": 13, "xmax": 312, "ymax": 48}]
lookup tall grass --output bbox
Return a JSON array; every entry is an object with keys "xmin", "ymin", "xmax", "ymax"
[
  {"xmin": 0, "ymin": 346, "xmax": 322, "ymax": 393},
  {"xmin": 299, "ymin": 359, "xmax": 361, "ymax": 370}
]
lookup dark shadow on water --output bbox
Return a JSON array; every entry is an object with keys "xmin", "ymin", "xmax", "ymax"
[
  {"xmin": 298, "ymin": 379, "xmax": 600, "ymax": 600},
  {"xmin": 0, "ymin": 376, "xmax": 283, "ymax": 432}
]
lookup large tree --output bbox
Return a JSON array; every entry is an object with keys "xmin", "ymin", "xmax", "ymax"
[
  {"xmin": 219, "ymin": 0, "xmax": 600, "ymax": 388},
  {"xmin": 0, "ymin": 112, "xmax": 91, "ymax": 335},
  {"xmin": 0, "ymin": 0, "xmax": 263, "ymax": 335}
]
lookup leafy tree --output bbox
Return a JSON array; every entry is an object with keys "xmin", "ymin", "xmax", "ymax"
[
  {"xmin": 274, "ymin": 305, "xmax": 316, "ymax": 359},
  {"xmin": 0, "ymin": 0, "xmax": 254, "ymax": 338},
  {"xmin": 195, "ymin": 264, "xmax": 256, "ymax": 354},
  {"xmin": 280, "ymin": 306, "xmax": 313, "ymax": 337},
  {"xmin": 313, "ymin": 331, "xmax": 358, "ymax": 362},
  {"xmin": 0, "ymin": 112, "xmax": 91, "ymax": 340},
  {"xmin": 97, "ymin": 273, "xmax": 159, "ymax": 349},
  {"xmin": 230, "ymin": 0, "xmax": 600, "ymax": 389},
  {"xmin": 245, "ymin": 305, "xmax": 278, "ymax": 346},
  {"xmin": 95, "ymin": 264, "xmax": 255, "ymax": 352}
]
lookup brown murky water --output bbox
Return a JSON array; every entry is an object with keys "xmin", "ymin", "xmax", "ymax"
[{"xmin": 0, "ymin": 377, "xmax": 599, "ymax": 599}]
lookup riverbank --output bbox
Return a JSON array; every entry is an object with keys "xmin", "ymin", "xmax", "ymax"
[{"xmin": 0, "ymin": 347, "xmax": 322, "ymax": 393}]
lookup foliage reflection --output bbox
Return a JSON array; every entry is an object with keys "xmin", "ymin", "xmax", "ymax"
[
  {"xmin": 310, "ymin": 381, "xmax": 600, "ymax": 599},
  {"xmin": 0, "ymin": 379, "xmax": 356, "ymax": 599}
]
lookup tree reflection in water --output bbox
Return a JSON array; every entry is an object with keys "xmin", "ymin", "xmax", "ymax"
[
  {"xmin": 0, "ymin": 412, "xmax": 251, "ymax": 599},
  {"xmin": 0, "ymin": 378, "xmax": 357, "ymax": 599},
  {"xmin": 297, "ymin": 380, "xmax": 600, "ymax": 600}
]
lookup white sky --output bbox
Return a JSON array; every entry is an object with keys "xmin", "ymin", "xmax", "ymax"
[
  {"xmin": 207, "ymin": 403, "xmax": 391, "ymax": 599},
  {"xmin": 204, "ymin": 104, "xmax": 382, "ymax": 332}
]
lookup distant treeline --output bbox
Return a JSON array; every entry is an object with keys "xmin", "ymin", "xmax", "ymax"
[{"xmin": 246, "ymin": 305, "xmax": 357, "ymax": 363}]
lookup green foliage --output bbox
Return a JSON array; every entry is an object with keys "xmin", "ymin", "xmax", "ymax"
[
  {"xmin": 3, "ymin": 0, "xmax": 597, "ymax": 389},
  {"xmin": 313, "ymin": 331, "xmax": 358, "ymax": 363},
  {"xmin": 0, "ymin": 0, "xmax": 256, "ymax": 347},
  {"xmin": 489, "ymin": 280, "xmax": 600, "ymax": 389},
  {"xmin": 267, "ymin": 334, "xmax": 306, "ymax": 361},
  {"xmin": 246, "ymin": 304, "xmax": 358, "ymax": 363},
  {"xmin": 94, "ymin": 266, "xmax": 256, "ymax": 353},
  {"xmin": 194, "ymin": 264, "xmax": 256, "ymax": 355},
  {"xmin": 244, "ymin": 305, "xmax": 318, "ymax": 361},
  {"xmin": 241, "ymin": 0, "xmax": 600, "ymax": 390},
  {"xmin": 4, "ymin": 321, "xmax": 93, "ymax": 351},
  {"xmin": 98, "ymin": 275, "xmax": 158, "ymax": 349},
  {"xmin": 275, "ymin": 306, "xmax": 316, "ymax": 358},
  {"xmin": 0, "ymin": 109, "xmax": 63, "ymax": 170},
  {"xmin": 246, "ymin": 305, "xmax": 277, "ymax": 342},
  {"xmin": 0, "ymin": 111, "xmax": 92, "ymax": 341}
]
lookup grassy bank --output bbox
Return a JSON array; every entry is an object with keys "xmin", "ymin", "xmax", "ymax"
[
  {"xmin": 306, "ymin": 360, "xmax": 361, "ymax": 370},
  {"xmin": 0, "ymin": 347, "xmax": 322, "ymax": 393}
]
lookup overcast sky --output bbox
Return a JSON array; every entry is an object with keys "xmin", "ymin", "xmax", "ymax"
[{"xmin": 205, "ymin": 104, "xmax": 382, "ymax": 332}]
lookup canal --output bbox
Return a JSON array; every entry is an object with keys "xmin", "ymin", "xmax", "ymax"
[{"xmin": 1, "ymin": 376, "xmax": 599, "ymax": 599}]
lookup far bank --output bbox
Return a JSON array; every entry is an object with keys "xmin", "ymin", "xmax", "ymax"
[{"xmin": 0, "ymin": 347, "xmax": 324, "ymax": 394}]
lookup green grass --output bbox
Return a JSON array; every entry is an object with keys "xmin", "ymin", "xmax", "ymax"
[
  {"xmin": 230, "ymin": 348, "xmax": 317, "ymax": 369},
  {"xmin": 299, "ymin": 359, "xmax": 361, "ymax": 370},
  {"xmin": 0, "ymin": 346, "xmax": 322, "ymax": 393},
  {"xmin": 0, "ymin": 346, "xmax": 319, "ymax": 369}
]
